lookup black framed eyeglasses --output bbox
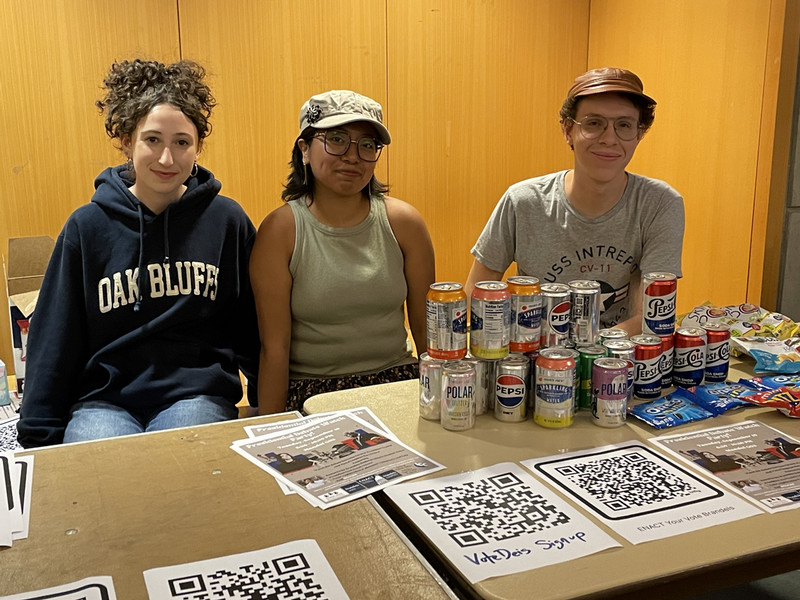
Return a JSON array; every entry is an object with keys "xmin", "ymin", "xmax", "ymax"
[
  {"xmin": 570, "ymin": 116, "xmax": 641, "ymax": 141},
  {"xmin": 313, "ymin": 130, "xmax": 384, "ymax": 162}
]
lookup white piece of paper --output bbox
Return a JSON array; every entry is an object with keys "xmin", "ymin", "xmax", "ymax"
[
  {"xmin": 12, "ymin": 455, "xmax": 34, "ymax": 540},
  {"xmin": 651, "ymin": 420, "xmax": 800, "ymax": 513},
  {"xmin": 232, "ymin": 410, "xmax": 444, "ymax": 509},
  {"xmin": 383, "ymin": 462, "xmax": 621, "ymax": 584},
  {"xmin": 523, "ymin": 442, "xmax": 762, "ymax": 545},
  {"xmin": 143, "ymin": 539, "xmax": 349, "ymax": 599},
  {"xmin": 0, "ymin": 451, "xmax": 21, "ymax": 546},
  {"xmin": 1, "ymin": 576, "xmax": 116, "ymax": 600}
]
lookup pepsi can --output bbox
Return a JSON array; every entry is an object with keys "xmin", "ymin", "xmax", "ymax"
[
  {"xmin": 630, "ymin": 334, "xmax": 663, "ymax": 400},
  {"xmin": 540, "ymin": 283, "xmax": 571, "ymax": 348},
  {"xmin": 440, "ymin": 361, "xmax": 476, "ymax": 431},
  {"xmin": 673, "ymin": 327, "xmax": 707, "ymax": 388},
  {"xmin": 419, "ymin": 352, "xmax": 444, "ymax": 420},
  {"xmin": 659, "ymin": 334, "xmax": 674, "ymax": 388},
  {"xmin": 642, "ymin": 272, "xmax": 677, "ymax": 336},
  {"xmin": 494, "ymin": 354, "xmax": 530, "ymax": 422},
  {"xmin": 703, "ymin": 323, "xmax": 731, "ymax": 383},
  {"xmin": 568, "ymin": 280, "xmax": 601, "ymax": 346}
]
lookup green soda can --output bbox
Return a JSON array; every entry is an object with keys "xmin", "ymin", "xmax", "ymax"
[{"xmin": 578, "ymin": 344, "xmax": 607, "ymax": 410}]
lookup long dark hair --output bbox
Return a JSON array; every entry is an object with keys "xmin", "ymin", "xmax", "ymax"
[{"xmin": 281, "ymin": 128, "xmax": 389, "ymax": 203}]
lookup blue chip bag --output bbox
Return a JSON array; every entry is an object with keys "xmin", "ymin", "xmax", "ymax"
[
  {"xmin": 629, "ymin": 388, "xmax": 714, "ymax": 429},
  {"xmin": 691, "ymin": 383, "xmax": 753, "ymax": 415},
  {"xmin": 738, "ymin": 378, "xmax": 773, "ymax": 392}
]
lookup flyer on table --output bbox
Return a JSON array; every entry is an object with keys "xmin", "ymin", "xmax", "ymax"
[
  {"xmin": 651, "ymin": 420, "xmax": 800, "ymax": 512},
  {"xmin": 232, "ymin": 410, "xmax": 443, "ymax": 508}
]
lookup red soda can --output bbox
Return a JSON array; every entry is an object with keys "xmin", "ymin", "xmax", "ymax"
[
  {"xmin": 426, "ymin": 282, "xmax": 468, "ymax": 359},
  {"xmin": 470, "ymin": 281, "xmax": 511, "ymax": 359},
  {"xmin": 642, "ymin": 272, "xmax": 677, "ymax": 336},
  {"xmin": 630, "ymin": 334, "xmax": 663, "ymax": 399},
  {"xmin": 703, "ymin": 323, "xmax": 731, "ymax": 383},
  {"xmin": 673, "ymin": 327, "xmax": 707, "ymax": 388},
  {"xmin": 659, "ymin": 333, "xmax": 674, "ymax": 389}
]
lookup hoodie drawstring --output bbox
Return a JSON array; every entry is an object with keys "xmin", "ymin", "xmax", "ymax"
[
  {"xmin": 134, "ymin": 204, "xmax": 145, "ymax": 312},
  {"xmin": 163, "ymin": 206, "xmax": 170, "ymax": 265}
]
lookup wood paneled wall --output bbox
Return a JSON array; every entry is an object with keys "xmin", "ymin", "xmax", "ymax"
[{"xmin": 0, "ymin": 0, "xmax": 796, "ymax": 373}]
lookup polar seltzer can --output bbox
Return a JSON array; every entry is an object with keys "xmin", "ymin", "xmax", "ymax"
[
  {"xmin": 419, "ymin": 352, "xmax": 444, "ymax": 421},
  {"xmin": 597, "ymin": 328, "xmax": 628, "ymax": 345},
  {"xmin": 494, "ymin": 354, "xmax": 530, "ymax": 422},
  {"xmin": 577, "ymin": 344, "xmax": 606, "ymax": 410},
  {"xmin": 470, "ymin": 281, "xmax": 511, "ymax": 359},
  {"xmin": 568, "ymin": 280, "xmax": 602, "ymax": 346},
  {"xmin": 659, "ymin": 334, "xmax": 674, "ymax": 389},
  {"xmin": 642, "ymin": 272, "xmax": 677, "ymax": 336},
  {"xmin": 630, "ymin": 334, "xmax": 663, "ymax": 400},
  {"xmin": 534, "ymin": 348, "xmax": 575, "ymax": 428},
  {"xmin": 440, "ymin": 360, "xmax": 476, "ymax": 431},
  {"xmin": 602, "ymin": 339, "xmax": 635, "ymax": 400},
  {"xmin": 507, "ymin": 276, "xmax": 542, "ymax": 353},
  {"xmin": 673, "ymin": 327, "xmax": 707, "ymax": 388},
  {"xmin": 464, "ymin": 354, "xmax": 495, "ymax": 415},
  {"xmin": 540, "ymin": 283, "xmax": 571, "ymax": 349},
  {"xmin": 703, "ymin": 323, "xmax": 731, "ymax": 383},
  {"xmin": 591, "ymin": 358, "xmax": 629, "ymax": 428},
  {"xmin": 426, "ymin": 282, "xmax": 468, "ymax": 360}
]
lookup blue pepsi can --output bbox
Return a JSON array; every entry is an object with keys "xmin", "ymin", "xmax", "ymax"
[
  {"xmin": 494, "ymin": 354, "xmax": 530, "ymax": 422},
  {"xmin": 540, "ymin": 283, "xmax": 571, "ymax": 349}
]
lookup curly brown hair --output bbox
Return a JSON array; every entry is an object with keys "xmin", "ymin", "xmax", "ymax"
[{"xmin": 96, "ymin": 59, "xmax": 216, "ymax": 143}]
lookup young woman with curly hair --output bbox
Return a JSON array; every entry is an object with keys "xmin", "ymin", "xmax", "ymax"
[{"xmin": 17, "ymin": 59, "xmax": 260, "ymax": 447}]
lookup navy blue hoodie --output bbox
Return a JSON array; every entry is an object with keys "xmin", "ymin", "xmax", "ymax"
[{"xmin": 17, "ymin": 165, "xmax": 260, "ymax": 447}]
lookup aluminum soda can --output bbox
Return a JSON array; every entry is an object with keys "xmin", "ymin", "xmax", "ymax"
[
  {"xmin": 540, "ymin": 283, "xmax": 571, "ymax": 349},
  {"xmin": 426, "ymin": 282, "xmax": 468, "ymax": 359},
  {"xmin": 568, "ymin": 280, "xmax": 601, "ymax": 346},
  {"xmin": 630, "ymin": 334, "xmax": 663, "ymax": 400},
  {"xmin": 561, "ymin": 347, "xmax": 580, "ymax": 414},
  {"xmin": 524, "ymin": 351, "xmax": 539, "ymax": 411},
  {"xmin": 534, "ymin": 348, "xmax": 575, "ymax": 428},
  {"xmin": 602, "ymin": 339, "xmax": 635, "ymax": 400},
  {"xmin": 507, "ymin": 276, "xmax": 542, "ymax": 353},
  {"xmin": 470, "ymin": 281, "xmax": 511, "ymax": 359},
  {"xmin": 440, "ymin": 360, "xmax": 476, "ymax": 431},
  {"xmin": 591, "ymin": 358, "xmax": 629, "ymax": 428},
  {"xmin": 494, "ymin": 354, "xmax": 530, "ymax": 422},
  {"xmin": 419, "ymin": 352, "xmax": 444, "ymax": 420},
  {"xmin": 642, "ymin": 272, "xmax": 677, "ymax": 336},
  {"xmin": 659, "ymin": 334, "xmax": 674, "ymax": 388},
  {"xmin": 577, "ymin": 344, "xmax": 607, "ymax": 410},
  {"xmin": 597, "ymin": 328, "xmax": 628, "ymax": 345},
  {"xmin": 464, "ymin": 354, "xmax": 495, "ymax": 415},
  {"xmin": 673, "ymin": 327, "xmax": 707, "ymax": 388},
  {"xmin": 703, "ymin": 323, "xmax": 731, "ymax": 383}
]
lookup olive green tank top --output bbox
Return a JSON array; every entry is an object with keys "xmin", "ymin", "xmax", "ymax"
[{"xmin": 288, "ymin": 196, "xmax": 412, "ymax": 378}]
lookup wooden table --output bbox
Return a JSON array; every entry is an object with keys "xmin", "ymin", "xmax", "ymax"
[
  {"xmin": 0, "ymin": 413, "xmax": 453, "ymax": 599},
  {"xmin": 304, "ymin": 358, "xmax": 800, "ymax": 600}
]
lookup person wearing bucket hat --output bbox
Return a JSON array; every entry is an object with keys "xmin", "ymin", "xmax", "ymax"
[
  {"xmin": 251, "ymin": 90, "xmax": 435, "ymax": 414},
  {"xmin": 467, "ymin": 67, "xmax": 684, "ymax": 334}
]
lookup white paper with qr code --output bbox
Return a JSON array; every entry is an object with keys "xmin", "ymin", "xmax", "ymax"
[
  {"xmin": 0, "ymin": 576, "xmax": 116, "ymax": 600},
  {"xmin": 143, "ymin": 539, "xmax": 349, "ymax": 600},
  {"xmin": 383, "ymin": 462, "xmax": 620, "ymax": 583},
  {"xmin": 523, "ymin": 442, "xmax": 762, "ymax": 545}
]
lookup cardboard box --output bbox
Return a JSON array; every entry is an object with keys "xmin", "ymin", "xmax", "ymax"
[{"xmin": 4, "ymin": 236, "xmax": 55, "ymax": 398}]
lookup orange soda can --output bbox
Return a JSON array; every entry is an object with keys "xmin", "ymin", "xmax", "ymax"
[
  {"xmin": 426, "ymin": 282, "xmax": 468, "ymax": 359},
  {"xmin": 506, "ymin": 276, "xmax": 542, "ymax": 353}
]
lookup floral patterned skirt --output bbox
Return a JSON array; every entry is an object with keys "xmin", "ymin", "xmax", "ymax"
[{"xmin": 288, "ymin": 362, "xmax": 420, "ymax": 413}]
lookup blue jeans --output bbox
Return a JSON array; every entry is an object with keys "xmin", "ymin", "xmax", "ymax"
[{"xmin": 63, "ymin": 397, "xmax": 238, "ymax": 443}]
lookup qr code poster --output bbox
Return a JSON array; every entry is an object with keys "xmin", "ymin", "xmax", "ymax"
[
  {"xmin": 523, "ymin": 442, "xmax": 762, "ymax": 545},
  {"xmin": 383, "ymin": 462, "xmax": 620, "ymax": 583},
  {"xmin": 1, "ymin": 576, "xmax": 116, "ymax": 600},
  {"xmin": 143, "ymin": 539, "xmax": 349, "ymax": 600},
  {"xmin": 0, "ymin": 416, "xmax": 23, "ymax": 452}
]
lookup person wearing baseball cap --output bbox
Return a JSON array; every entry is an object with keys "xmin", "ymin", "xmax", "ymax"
[
  {"xmin": 467, "ymin": 67, "xmax": 684, "ymax": 334},
  {"xmin": 250, "ymin": 90, "xmax": 435, "ymax": 414}
]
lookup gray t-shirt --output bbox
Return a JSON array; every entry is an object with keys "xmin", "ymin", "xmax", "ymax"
[{"xmin": 471, "ymin": 170, "xmax": 684, "ymax": 327}]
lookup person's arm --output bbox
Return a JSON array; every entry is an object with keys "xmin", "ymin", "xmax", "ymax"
[
  {"xmin": 614, "ymin": 274, "xmax": 642, "ymax": 336},
  {"xmin": 384, "ymin": 197, "xmax": 435, "ymax": 356},
  {"xmin": 465, "ymin": 258, "xmax": 504, "ymax": 299},
  {"xmin": 250, "ymin": 205, "xmax": 295, "ymax": 415}
]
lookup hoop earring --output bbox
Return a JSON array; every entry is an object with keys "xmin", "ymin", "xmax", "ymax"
[{"xmin": 191, "ymin": 162, "xmax": 198, "ymax": 177}]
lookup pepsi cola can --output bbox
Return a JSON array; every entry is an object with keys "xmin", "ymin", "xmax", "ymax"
[
  {"xmin": 642, "ymin": 272, "xmax": 677, "ymax": 336},
  {"xmin": 540, "ymin": 283, "xmax": 571, "ymax": 348},
  {"xmin": 659, "ymin": 334, "xmax": 674, "ymax": 389},
  {"xmin": 568, "ymin": 280, "xmax": 601, "ymax": 346},
  {"xmin": 673, "ymin": 327, "xmax": 707, "ymax": 388},
  {"xmin": 630, "ymin": 334, "xmax": 663, "ymax": 400},
  {"xmin": 440, "ymin": 360, "xmax": 476, "ymax": 431},
  {"xmin": 703, "ymin": 323, "xmax": 731, "ymax": 383},
  {"xmin": 494, "ymin": 354, "xmax": 530, "ymax": 422}
]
